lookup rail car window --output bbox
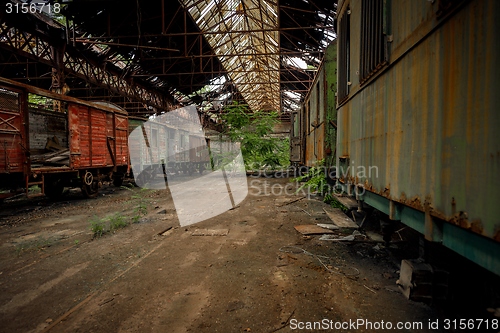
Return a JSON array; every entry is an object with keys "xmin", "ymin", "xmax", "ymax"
[
  {"xmin": 360, "ymin": 0, "xmax": 386, "ymax": 83},
  {"xmin": 307, "ymin": 100, "xmax": 313, "ymax": 133},
  {"xmin": 0, "ymin": 89, "xmax": 19, "ymax": 112},
  {"xmin": 293, "ymin": 112, "xmax": 299, "ymax": 136},
  {"xmin": 337, "ymin": 7, "xmax": 350, "ymax": 102},
  {"xmin": 28, "ymin": 93, "xmax": 66, "ymax": 113},
  {"xmin": 316, "ymin": 81, "xmax": 322, "ymax": 124},
  {"xmin": 151, "ymin": 128, "xmax": 158, "ymax": 147}
]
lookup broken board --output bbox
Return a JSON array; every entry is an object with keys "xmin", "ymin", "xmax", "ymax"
[
  {"xmin": 323, "ymin": 206, "xmax": 358, "ymax": 229},
  {"xmin": 192, "ymin": 229, "xmax": 229, "ymax": 236},
  {"xmin": 294, "ymin": 225, "xmax": 336, "ymax": 235},
  {"xmin": 31, "ymin": 149, "xmax": 70, "ymax": 166},
  {"xmin": 332, "ymin": 194, "xmax": 359, "ymax": 210}
]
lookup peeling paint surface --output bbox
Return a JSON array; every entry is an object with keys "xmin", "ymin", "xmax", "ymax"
[{"xmin": 337, "ymin": 0, "xmax": 500, "ymax": 242}]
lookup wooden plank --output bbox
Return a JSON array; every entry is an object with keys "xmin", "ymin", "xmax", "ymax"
[
  {"xmin": 31, "ymin": 149, "xmax": 69, "ymax": 163},
  {"xmin": 333, "ymin": 194, "xmax": 359, "ymax": 210},
  {"xmin": 323, "ymin": 206, "xmax": 359, "ymax": 229},
  {"xmin": 294, "ymin": 225, "xmax": 336, "ymax": 235},
  {"xmin": 45, "ymin": 150, "xmax": 70, "ymax": 163}
]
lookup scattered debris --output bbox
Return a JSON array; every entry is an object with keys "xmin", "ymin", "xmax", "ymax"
[
  {"xmin": 279, "ymin": 246, "xmax": 360, "ymax": 277},
  {"xmin": 365, "ymin": 231, "xmax": 384, "ymax": 242},
  {"xmin": 319, "ymin": 234, "xmax": 355, "ymax": 241},
  {"xmin": 316, "ymin": 223, "xmax": 340, "ymax": 230},
  {"xmin": 363, "ymin": 285, "xmax": 377, "ymax": 294},
  {"xmin": 158, "ymin": 226, "xmax": 173, "ymax": 236},
  {"xmin": 276, "ymin": 253, "xmax": 298, "ymax": 267},
  {"xmin": 275, "ymin": 197, "xmax": 305, "ymax": 207},
  {"xmin": 297, "ymin": 207, "xmax": 311, "ymax": 216},
  {"xmin": 323, "ymin": 206, "xmax": 358, "ymax": 229},
  {"xmin": 352, "ymin": 230, "xmax": 363, "ymax": 236},
  {"xmin": 192, "ymin": 229, "xmax": 229, "ymax": 236},
  {"xmin": 294, "ymin": 225, "xmax": 336, "ymax": 235},
  {"xmin": 98, "ymin": 297, "xmax": 115, "ymax": 306}
]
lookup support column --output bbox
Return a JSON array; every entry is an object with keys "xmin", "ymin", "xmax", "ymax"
[{"xmin": 50, "ymin": 45, "xmax": 68, "ymax": 111}]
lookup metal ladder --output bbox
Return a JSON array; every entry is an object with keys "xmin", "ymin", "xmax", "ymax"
[{"xmin": 25, "ymin": 174, "xmax": 45, "ymax": 198}]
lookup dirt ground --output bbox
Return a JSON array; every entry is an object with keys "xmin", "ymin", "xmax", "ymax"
[{"xmin": 0, "ymin": 176, "xmax": 472, "ymax": 333}]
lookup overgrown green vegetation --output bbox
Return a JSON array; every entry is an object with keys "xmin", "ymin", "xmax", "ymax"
[
  {"xmin": 89, "ymin": 185, "xmax": 151, "ymax": 238},
  {"xmin": 109, "ymin": 213, "xmax": 128, "ymax": 231},
  {"xmin": 90, "ymin": 212, "xmax": 132, "ymax": 238},
  {"xmin": 292, "ymin": 159, "xmax": 348, "ymax": 212},
  {"xmin": 327, "ymin": 196, "xmax": 349, "ymax": 212},
  {"xmin": 15, "ymin": 237, "xmax": 54, "ymax": 256},
  {"xmin": 220, "ymin": 102, "xmax": 290, "ymax": 170},
  {"xmin": 129, "ymin": 187, "xmax": 149, "ymax": 223},
  {"xmin": 293, "ymin": 160, "xmax": 330, "ymax": 195},
  {"xmin": 90, "ymin": 215, "xmax": 107, "ymax": 238}
]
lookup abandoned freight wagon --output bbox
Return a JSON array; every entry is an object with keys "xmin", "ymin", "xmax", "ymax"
[
  {"xmin": 335, "ymin": 0, "xmax": 500, "ymax": 276},
  {"xmin": 0, "ymin": 78, "xmax": 129, "ymax": 200}
]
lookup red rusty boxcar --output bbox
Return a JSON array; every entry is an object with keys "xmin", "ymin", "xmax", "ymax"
[{"xmin": 0, "ymin": 78, "xmax": 129, "ymax": 200}]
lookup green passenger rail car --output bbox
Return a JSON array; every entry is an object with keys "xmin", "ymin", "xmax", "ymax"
[
  {"xmin": 335, "ymin": 0, "xmax": 500, "ymax": 275},
  {"xmin": 290, "ymin": 42, "xmax": 337, "ymax": 169}
]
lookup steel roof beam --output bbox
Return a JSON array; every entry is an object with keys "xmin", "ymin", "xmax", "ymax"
[{"xmin": 0, "ymin": 15, "xmax": 176, "ymax": 112}]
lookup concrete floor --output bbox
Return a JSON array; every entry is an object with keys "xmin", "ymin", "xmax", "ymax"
[{"xmin": 0, "ymin": 176, "xmax": 445, "ymax": 332}]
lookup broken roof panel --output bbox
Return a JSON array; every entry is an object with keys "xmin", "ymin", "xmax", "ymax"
[
  {"xmin": 0, "ymin": 0, "xmax": 337, "ymax": 118},
  {"xmin": 182, "ymin": 0, "xmax": 281, "ymax": 112}
]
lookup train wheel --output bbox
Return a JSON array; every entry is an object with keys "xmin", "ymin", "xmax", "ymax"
[
  {"xmin": 81, "ymin": 181, "xmax": 99, "ymax": 198},
  {"xmin": 82, "ymin": 172, "xmax": 99, "ymax": 198}
]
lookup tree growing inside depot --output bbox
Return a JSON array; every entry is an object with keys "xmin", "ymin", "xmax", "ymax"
[{"xmin": 220, "ymin": 102, "xmax": 289, "ymax": 171}]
